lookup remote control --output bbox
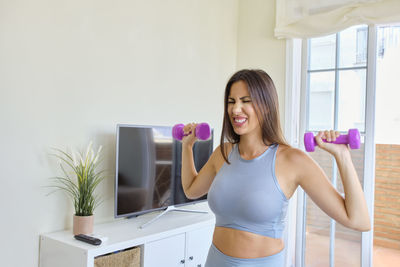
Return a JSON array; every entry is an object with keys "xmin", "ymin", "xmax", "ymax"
[{"xmin": 74, "ymin": 234, "xmax": 102, "ymax": 245}]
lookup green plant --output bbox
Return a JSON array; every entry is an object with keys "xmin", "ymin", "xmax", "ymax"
[{"xmin": 49, "ymin": 142, "xmax": 106, "ymax": 216}]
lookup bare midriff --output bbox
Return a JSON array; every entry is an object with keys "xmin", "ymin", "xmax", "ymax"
[{"xmin": 212, "ymin": 226, "xmax": 284, "ymax": 258}]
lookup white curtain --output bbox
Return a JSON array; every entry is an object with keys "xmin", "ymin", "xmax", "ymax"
[{"xmin": 275, "ymin": 0, "xmax": 400, "ymax": 38}]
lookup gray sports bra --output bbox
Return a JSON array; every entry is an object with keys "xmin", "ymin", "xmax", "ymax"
[{"xmin": 207, "ymin": 143, "xmax": 289, "ymax": 239}]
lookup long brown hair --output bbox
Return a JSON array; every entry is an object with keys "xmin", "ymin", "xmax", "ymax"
[{"xmin": 220, "ymin": 69, "xmax": 289, "ymax": 163}]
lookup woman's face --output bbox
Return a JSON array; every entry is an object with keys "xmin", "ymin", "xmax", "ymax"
[{"xmin": 227, "ymin": 81, "xmax": 261, "ymax": 138}]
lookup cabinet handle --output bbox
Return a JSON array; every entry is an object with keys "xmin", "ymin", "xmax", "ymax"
[
  {"xmin": 197, "ymin": 264, "xmax": 202, "ymax": 267},
  {"xmin": 180, "ymin": 259, "xmax": 185, "ymax": 264},
  {"xmin": 189, "ymin": 256, "xmax": 194, "ymax": 260}
]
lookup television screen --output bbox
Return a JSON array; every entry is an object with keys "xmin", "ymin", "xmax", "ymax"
[{"xmin": 115, "ymin": 124, "xmax": 213, "ymax": 218}]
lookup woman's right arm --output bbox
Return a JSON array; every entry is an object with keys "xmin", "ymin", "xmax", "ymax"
[{"xmin": 181, "ymin": 123, "xmax": 219, "ymax": 199}]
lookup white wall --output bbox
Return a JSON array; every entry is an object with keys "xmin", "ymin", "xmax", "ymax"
[
  {"xmin": 236, "ymin": 0, "xmax": 287, "ymax": 123},
  {"xmin": 0, "ymin": 1, "xmax": 239, "ymax": 266},
  {"xmin": 0, "ymin": 1, "xmax": 288, "ymax": 266}
]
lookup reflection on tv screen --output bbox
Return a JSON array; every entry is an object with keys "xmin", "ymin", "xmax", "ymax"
[{"xmin": 115, "ymin": 125, "xmax": 213, "ymax": 218}]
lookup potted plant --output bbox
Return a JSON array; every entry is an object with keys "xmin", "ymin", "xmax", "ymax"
[{"xmin": 49, "ymin": 141, "xmax": 106, "ymax": 235}]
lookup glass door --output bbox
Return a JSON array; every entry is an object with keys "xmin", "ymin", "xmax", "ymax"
[{"xmin": 297, "ymin": 25, "xmax": 376, "ymax": 267}]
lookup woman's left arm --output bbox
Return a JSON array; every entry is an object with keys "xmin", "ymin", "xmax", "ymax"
[{"xmin": 295, "ymin": 130, "xmax": 371, "ymax": 232}]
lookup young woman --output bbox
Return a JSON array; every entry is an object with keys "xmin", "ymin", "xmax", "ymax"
[{"xmin": 181, "ymin": 69, "xmax": 370, "ymax": 267}]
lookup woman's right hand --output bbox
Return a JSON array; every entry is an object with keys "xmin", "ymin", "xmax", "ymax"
[{"xmin": 182, "ymin": 123, "xmax": 198, "ymax": 147}]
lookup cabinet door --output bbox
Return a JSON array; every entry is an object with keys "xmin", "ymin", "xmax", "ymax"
[
  {"xmin": 144, "ymin": 233, "xmax": 186, "ymax": 267},
  {"xmin": 185, "ymin": 225, "xmax": 214, "ymax": 267}
]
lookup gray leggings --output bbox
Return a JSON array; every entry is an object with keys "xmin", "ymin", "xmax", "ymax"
[{"xmin": 205, "ymin": 243, "xmax": 285, "ymax": 267}]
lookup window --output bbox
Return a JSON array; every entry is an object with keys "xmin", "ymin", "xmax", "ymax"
[
  {"xmin": 356, "ymin": 27, "xmax": 368, "ymax": 64},
  {"xmin": 307, "ymin": 25, "xmax": 368, "ymax": 133}
]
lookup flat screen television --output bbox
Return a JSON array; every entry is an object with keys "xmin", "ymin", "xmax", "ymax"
[{"xmin": 115, "ymin": 124, "xmax": 213, "ymax": 219}]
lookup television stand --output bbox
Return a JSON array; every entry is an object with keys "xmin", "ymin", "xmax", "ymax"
[
  {"xmin": 139, "ymin": 205, "xmax": 208, "ymax": 229},
  {"xmin": 39, "ymin": 201, "xmax": 215, "ymax": 267}
]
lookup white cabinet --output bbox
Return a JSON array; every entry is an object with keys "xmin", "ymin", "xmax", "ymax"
[
  {"xmin": 185, "ymin": 226, "xmax": 213, "ymax": 267},
  {"xmin": 144, "ymin": 233, "xmax": 186, "ymax": 267},
  {"xmin": 39, "ymin": 202, "xmax": 215, "ymax": 267},
  {"xmin": 143, "ymin": 225, "xmax": 213, "ymax": 267}
]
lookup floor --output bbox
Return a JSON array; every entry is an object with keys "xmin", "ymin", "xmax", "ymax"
[{"xmin": 305, "ymin": 232, "xmax": 400, "ymax": 266}]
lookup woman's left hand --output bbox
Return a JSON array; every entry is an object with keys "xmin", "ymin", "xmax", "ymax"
[{"xmin": 315, "ymin": 130, "xmax": 349, "ymax": 155}]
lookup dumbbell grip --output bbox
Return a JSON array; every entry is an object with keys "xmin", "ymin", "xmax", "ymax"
[{"xmin": 322, "ymin": 135, "xmax": 348, "ymax": 144}]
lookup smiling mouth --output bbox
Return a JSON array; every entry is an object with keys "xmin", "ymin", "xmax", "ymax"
[{"xmin": 233, "ymin": 117, "xmax": 247, "ymax": 126}]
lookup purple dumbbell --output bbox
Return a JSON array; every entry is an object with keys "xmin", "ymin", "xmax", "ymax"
[
  {"xmin": 172, "ymin": 123, "xmax": 211, "ymax": 141},
  {"xmin": 304, "ymin": 128, "xmax": 360, "ymax": 152}
]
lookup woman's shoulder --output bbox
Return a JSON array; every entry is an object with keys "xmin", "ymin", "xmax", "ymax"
[
  {"xmin": 210, "ymin": 142, "xmax": 235, "ymax": 162},
  {"xmin": 213, "ymin": 142, "xmax": 234, "ymax": 158},
  {"xmin": 209, "ymin": 142, "xmax": 235, "ymax": 171},
  {"xmin": 276, "ymin": 144, "xmax": 315, "ymax": 184},
  {"xmin": 277, "ymin": 144, "xmax": 310, "ymax": 164},
  {"xmin": 213, "ymin": 142, "xmax": 234, "ymax": 152}
]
